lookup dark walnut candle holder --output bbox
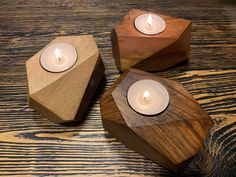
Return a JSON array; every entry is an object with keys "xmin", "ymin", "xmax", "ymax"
[
  {"xmin": 26, "ymin": 35, "xmax": 104, "ymax": 123},
  {"xmin": 111, "ymin": 9, "xmax": 192, "ymax": 72},
  {"xmin": 100, "ymin": 69, "xmax": 213, "ymax": 173}
]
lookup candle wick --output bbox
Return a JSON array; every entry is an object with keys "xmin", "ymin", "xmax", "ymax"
[{"xmin": 55, "ymin": 48, "xmax": 62, "ymax": 62}]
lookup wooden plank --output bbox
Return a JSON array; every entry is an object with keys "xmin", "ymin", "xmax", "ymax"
[
  {"xmin": 0, "ymin": 69, "xmax": 235, "ymax": 176},
  {"xmin": 0, "ymin": 0, "xmax": 235, "ymax": 176}
]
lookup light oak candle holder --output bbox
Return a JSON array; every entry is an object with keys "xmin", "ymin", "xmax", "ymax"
[
  {"xmin": 26, "ymin": 35, "xmax": 104, "ymax": 123},
  {"xmin": 111, "ymin": 9, "xmax": 192, "ymax": 72},
  {"xmin": 100, "ymin": 69, "xmax": 213, "ymax": 173}
]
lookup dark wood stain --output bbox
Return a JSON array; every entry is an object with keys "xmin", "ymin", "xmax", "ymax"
[
  {"xmin": 0, "ymin": 0, "xmax": 235, "ymax": 176},
  {"xmin": 101, "ymin": 69, "xmax": 214, "ymax": 174}
]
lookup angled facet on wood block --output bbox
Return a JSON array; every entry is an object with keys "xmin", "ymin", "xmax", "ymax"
[
  {"xmin": 26, "ymin": 35, "xmax": 105, "ymax": 123},
  {"xmin": 100, "ymin": 69, "xmax": 213, "ymax": 173},
  {"xmin": 111, "ymin": 9, "xmax": 192, "ymax": 71}
]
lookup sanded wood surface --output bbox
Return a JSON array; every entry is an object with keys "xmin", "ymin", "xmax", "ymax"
[
  {"xmin": 0, "ymin": 0, "xmax": 235, "ymax": 176},
  {"xmin": 26, "ymin": 35, "xmax": 105, "ymax": 123},
  {"xmin": 111, "ymin": 9, "xmax": 191, "ymax": 72},
  {"xmin": 101, "ymin": 69, "xmax": 213, "ymax": 173}
]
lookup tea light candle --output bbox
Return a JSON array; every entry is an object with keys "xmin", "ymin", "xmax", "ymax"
[
  {"xmin": 40, "ymin": 43, "xmax": 78, "ymax": 73},
  {"xmin": 134, "ymin": 13, "xmax": 166, "ymax": 35},
  {"xmin": 127, "ymin": 79, "xmax": 169, "ymax": 115}
]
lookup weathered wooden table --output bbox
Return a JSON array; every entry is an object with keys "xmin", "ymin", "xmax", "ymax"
[{"xmin": 0, "ymin": 0, "xmax": 235, "ymax": 176}]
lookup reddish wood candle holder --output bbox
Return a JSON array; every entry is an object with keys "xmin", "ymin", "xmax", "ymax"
[
  {"xmin": 111, "ymin": 9, "xmax": 192, "ymax": 72},
  {"xmin": 26, "ymin": 35, "xmax": 104, "ymax": 123},
  {"xmin": 100, "ymin": 69, "xmax": 213, "ymax": 173}
]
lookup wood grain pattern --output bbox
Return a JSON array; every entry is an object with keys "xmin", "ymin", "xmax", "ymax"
[
  {"xmin": 101, "ymin": 69, "xmax": 213, "ymax": 174},
  {"xmin": 111, "ymin": 9, "xmax": 191, "ymax": 71},
  {"xmin": 26, "ymin": 35, "xmax": 105, "ymax": 123},
  {"xmin": 0, "ymin": 0, "xmax": 235, "ymax": 176}
]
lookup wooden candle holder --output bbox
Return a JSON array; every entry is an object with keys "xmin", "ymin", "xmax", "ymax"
[
  {"xmin": 111, "ymin": 9, "xmax": 192, "ymax": 72},
  {"xmin": 100, "ymin": 69, "xmax": 213, "ymax": 173},
  {"xmin": 26, "ymin": 35, "xmax": 105, "ymax": 123}
]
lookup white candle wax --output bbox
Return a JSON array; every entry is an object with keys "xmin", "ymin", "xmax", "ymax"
[
  {"xmin": 127, "ymin": 79, "xmax": 169, "ymax": 115},
  {"xmin": 40, "ymin": 43, "xmax": 77, "ymax": 73},
  {"xmin": 134, "ymin": 13, "xmax": 166, "ymax": 35}
]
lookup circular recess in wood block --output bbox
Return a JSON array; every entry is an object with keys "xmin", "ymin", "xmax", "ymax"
[
  {"xmin": 134, "ymin": 13, "xmax": 166, "ymax": 35},
  {"xmin": 127, "ymin": 79, "xmax": 169, "ymax": 115},
  {"xmin": 40, "ymin": 43, "xmax": 78, "ymax": 73}
]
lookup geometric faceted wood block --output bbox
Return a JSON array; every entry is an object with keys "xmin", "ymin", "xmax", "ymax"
[
  {"xmin": 111, "ymin": 9, "xmax": 192, "ymax": 72},
  {"xmin": 26, "ymin": 35, "xmax": 104, "ymax": 123},
  {"xmin": 100, "ymin": 69, "xmax": 213, "ymax": 173}
]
